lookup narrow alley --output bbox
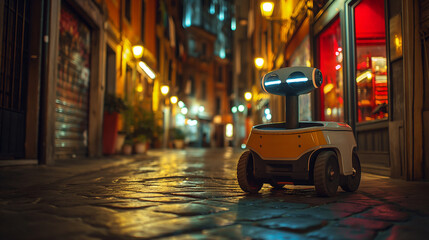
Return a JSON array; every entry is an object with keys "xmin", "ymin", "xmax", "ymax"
[{"xmin": 1, "ymin": 148, "xmax": 428, "ymax": 239}]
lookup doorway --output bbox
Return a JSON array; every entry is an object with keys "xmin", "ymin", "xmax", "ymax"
[{"xmin": 0, "ymin": 0, "xmax": 30, "ymax": 159}]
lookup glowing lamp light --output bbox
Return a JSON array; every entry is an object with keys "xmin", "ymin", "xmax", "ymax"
[
  {"xmin": 231, "ymin": 17, "xmax": 236, "ymax": 31},
  {"xmin": 132, "ymin": 45, "xmax": 144, "ymax": 58},
  {"xmin": 181, "ymin": 107, "xmax": 188, "ymax": 115},
  {"xmin": 160, "ymin": 85, "xmax": 170, "ymax": 96},
  {"xmin": 199, "ymin": 106, "xmax": 205, "ymax": 112},
  {"xmin": 356, "ymin": 70, "xmax": 372, "ymax": 83},
  {"xmin": 187, "ymin": 119, "xmax": 198, "ymax": 126},
  {"xmin": 170, "ymin": 96, "xmax": 178, "ymax": 104},
  {"xmin": 335, "ymin": 64, "xmax": 342, "ymax": 70},
  {"xmin": 139, "ymin": 61, "xmax": 156, "ymax": 79},
  {"xmin": 260, "ymin": 2, "xmax": 274, "ymax": 17},
  {"xmin": 324, "ymin": 83, "xmax": 334, "ymax": 94},
  {"xmin": 254, "ymin": 57, "xmax": 265, "ymax": 69},
  {"xmin": 231, "ymin": 106, "xmax": 237, "ymax": 113},
  {"xmin": 178, "ymin": 101, "xmax": 185, "ymax": 108},
  {"xmin": 226, "ymin": 123, "xmax": 233, "ymax": 137},
  {"xmin": 238, "ymin": 105, "xmax": 245, "ymax": 112},
  {"xmin": 265, "ymin": 108, "xmax": 270, "ymax": 115},
  {"xmin": 266, "ymin": 113, "xmax": 272, "ymax": 120},
  {"xmin": 137, "ymin": 84, "xmax": 143, "ymax": 93},
  {"xmin": 244, "ymin": 92, "xmax": 252, "ymax": 101}
]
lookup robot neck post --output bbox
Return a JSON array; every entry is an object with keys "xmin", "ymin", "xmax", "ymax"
[{"xmin": 285, "ymin": 95, "xmax": 299, "ymax": 129}]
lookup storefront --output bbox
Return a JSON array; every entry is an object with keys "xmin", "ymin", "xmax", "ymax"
[
  {"xmin": 42, "ymin": 0, "xmax": 105, "ymax": 163},
  {"xmin": 55, "ymin": 2, "xmax": 92, "ymax": 159},
  {"xmin": 312, "ymin": 0, "xmax": 390, "ymax": 175}
]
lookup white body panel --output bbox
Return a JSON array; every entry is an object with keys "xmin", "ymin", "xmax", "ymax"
[{"xmin": 321, "ymin": 130, "xmax": 356, "ymax": 175}]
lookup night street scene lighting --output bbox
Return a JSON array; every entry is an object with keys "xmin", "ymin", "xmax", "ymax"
[{"xmin": 0, "ymin": 0, "xmax": 428, "ymax": 239}]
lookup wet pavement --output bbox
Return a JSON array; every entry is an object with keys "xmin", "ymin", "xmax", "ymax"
[{"xmin": 1, "ymin": 148, "xmax": 429, "ymax": 239}]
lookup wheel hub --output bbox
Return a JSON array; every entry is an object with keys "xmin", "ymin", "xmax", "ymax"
[{"xmin": 329, "ymin": 168, "xmax": 335, "ymax": 180}]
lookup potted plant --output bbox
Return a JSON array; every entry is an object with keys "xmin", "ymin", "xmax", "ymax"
[
  {"xmin": 133, "ymin": 107, "xmax": 157, "ymax": 153},
  {"xmin": 133, "ymin": 135, "xmax": 148, "ymax": 154},
  {"xmin": 102, "ymin": 94, "xmax": 128, "ymax": 155},
  {"xmin": 121, "ymin": 105, "xmax": 135, "ymax": 155},
  {"xmin": 172, "ymin": 127, "xmax": 186, "ymax": 149},
  {"xmin": 122, "ymin": 135, "xmax": 134, "ymax": 155}
]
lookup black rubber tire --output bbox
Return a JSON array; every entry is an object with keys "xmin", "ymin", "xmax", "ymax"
[
  {"xmin": 314, "ymin": 151, "xmax": 340, "ymax": 197},
  {"xmin": 270, "ymin": 183, "xmax": 285, "ymax": 189},
  {"xmin": 340, "ymin": 152, "xmax": 361, "ymax": 192},
  {"xmin": 237, "ymin": 151, "xmax": 263, "ymax": 193}
]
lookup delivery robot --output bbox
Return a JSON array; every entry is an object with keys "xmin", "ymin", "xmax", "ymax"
[{"xmin": 237, "ymin": 67, "xmax": 361, "ymax": 197}]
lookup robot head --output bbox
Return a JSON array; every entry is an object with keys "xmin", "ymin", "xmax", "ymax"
[{"xmin": 261, "ymin": 67, "xmax": 323, "ymax": 96}]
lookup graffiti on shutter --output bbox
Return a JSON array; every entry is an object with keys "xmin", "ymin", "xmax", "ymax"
[{"xmin": 55, "ymin": 3, "xmax": 91, "ymax": 159}]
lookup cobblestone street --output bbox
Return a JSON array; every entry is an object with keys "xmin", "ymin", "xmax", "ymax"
[{"xmin": 1, "ymin": 148, "xmax": 429, "ymax": 239}]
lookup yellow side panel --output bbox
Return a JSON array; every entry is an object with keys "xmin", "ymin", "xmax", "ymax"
[{"xmin": 246, "ymin": 130, "xmax": 327, "ymax": 160}]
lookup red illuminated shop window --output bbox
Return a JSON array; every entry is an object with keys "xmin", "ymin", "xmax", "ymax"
[
  {"xmin": 354, "ymin": 0, "xmax": 387, "ymax": 122},
  {"xmin": 317, "ymin": 17, "xmax": 343, "ymax": 121}
]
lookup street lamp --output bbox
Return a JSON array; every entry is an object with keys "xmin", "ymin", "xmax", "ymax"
[
  {"xmin": 254, "ymin": 57, "xmax": 264, "ymax": 69},
  {"xmin": 178, "ymin": 101, "xmax": 185, "ymax": 108},
  {"xmin": 132, "ymin": 44, "xmax": 144, "ymax": 59},
  {"xmin": 244, "ymin": 92, "xmax": 252, "ymax": 101},
  {"xmin": 161, "ymin": 85, "xmax": 170, "ymax": 96},
  {"xmin": 170, "ymin": 96, "xmax": 178, "ymax": 104},
  {"xmin": 238, "ymin": 105, "xmax": 245, "ymax": 112},
  {"xmin": 260, "ymin": 1, "xmax": 274, "ymax": 18},
  {"xmin": 139, "ymin": 61, "xmax": 156, "ymax": 79}
]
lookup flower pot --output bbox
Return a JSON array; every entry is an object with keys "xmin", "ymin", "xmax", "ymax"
[
  {"xmin": 134, "ymin": 142, "xmax": 147, "ymax": 154},
  {"xmin": 174, "ymin": 139, "xmax": 185, "ymax": 149},
  {"xmin": 102, "ymin": 112, "xmax": 119, "ymax": 155},
  {"xmin": 123, "ymin": 144, "xmax": 132, "ymax": 155},
  {"xmin": 116, "ymin": 133, "xmax": 126, "ymax": 153}
]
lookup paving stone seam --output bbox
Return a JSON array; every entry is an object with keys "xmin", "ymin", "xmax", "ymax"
[{"xmin": 360, "ymin": 191, "xmax": 410, "ymax": 210}]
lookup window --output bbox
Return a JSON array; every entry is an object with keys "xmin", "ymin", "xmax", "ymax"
[
  {"xmin": 202, "ymin": 43, "xmax": 207, "ymax": 57},
  {"xmin": 354, "ymin": 0, "xmax": 387, "ymax": 122},
  {"xmin": 177, "ymin": 74, "xmax": 184, "ymax": 92},
  {"xmin": 125, "ymin": 0, "xmax": 131, "ymax": 22},
  {"xmin": 216, "ymin": 97, "xmax": 221, "ymax": 115},
  {"xmin": 168, "ymin": 60, "xmax": 172, "ymax": 82},
  {"xmin": 125, "ymin": 65, "xmax": 133, "ymax": 102},
  {"xmin": 188, "ymin": 38, "xmax": 196, "ymax": 57},
  {"xmin": 218, "ymin": 66, "xmax": 223, "ymax": 82},
  {"xmin": 201, "ymin": 80, "xmax": 206, "ymax": 100},
  {"xmin": 317, "ymin": 17, "xmax": 344, "ymax": 122},
  {"xmin": 186, "ymin": 76, "xmax": 195, "ymax": 97}
]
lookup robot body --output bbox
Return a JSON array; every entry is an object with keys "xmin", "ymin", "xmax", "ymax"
[
  {"xmin": 246, "ymin": 121, "xmax": 356, "ymax": 185},
  {"xmin": 237, "ymin": 67, "xmax": 361, "ymax": 197}
]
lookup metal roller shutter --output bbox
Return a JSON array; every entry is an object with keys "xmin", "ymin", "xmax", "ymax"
[{"xmin": 55, "ymin": 3, "xmax": 91, "ymax": 159}]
